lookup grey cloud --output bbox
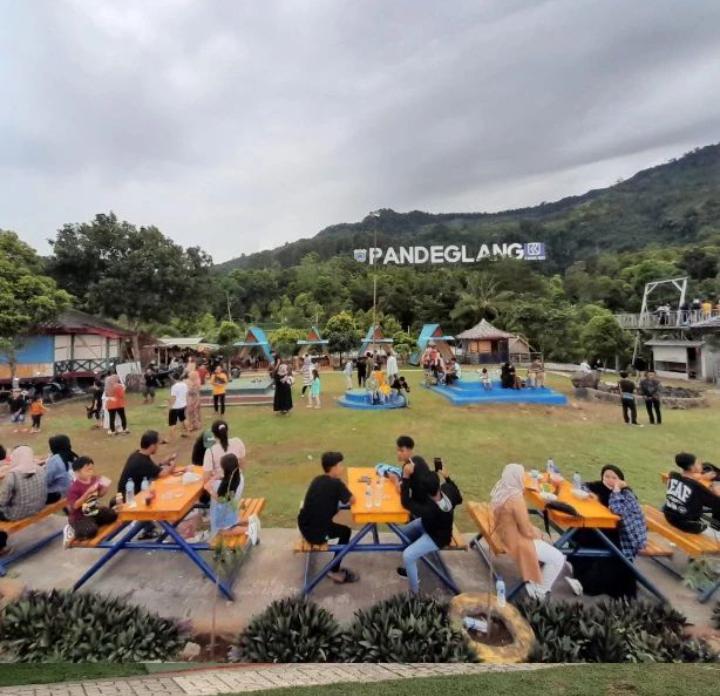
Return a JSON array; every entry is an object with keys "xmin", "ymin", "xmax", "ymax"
[{"xmin": 0, "ymin": 0, "xmax": 718, "ymax": 261}]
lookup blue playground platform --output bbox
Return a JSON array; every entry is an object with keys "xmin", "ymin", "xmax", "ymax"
[
  {"xmin": 337, "ymin": 388, "xmax": 408, "ymax": 410},
  {"xmin": 427, "ymin": 378, "xmax": 568, "ymax": 406}
]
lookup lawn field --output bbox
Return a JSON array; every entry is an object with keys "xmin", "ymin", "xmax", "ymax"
[{"xmin": 1, "ymin": 370, "xmax": 717, "ymax": 529}]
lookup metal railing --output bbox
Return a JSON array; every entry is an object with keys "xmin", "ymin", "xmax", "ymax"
[{"xmin": 615, "ymin": 309, "xmax": 720, "ymax": 330}]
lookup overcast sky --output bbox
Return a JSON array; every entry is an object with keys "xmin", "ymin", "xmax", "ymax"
[{"xmin": 1, "ymin": 0, "xmax": 719, "ymax": 263}]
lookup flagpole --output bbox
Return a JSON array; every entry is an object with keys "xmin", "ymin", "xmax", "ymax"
[{"xmin": 369, "ymin": 210, "xmax": 381, "ymax": 333}]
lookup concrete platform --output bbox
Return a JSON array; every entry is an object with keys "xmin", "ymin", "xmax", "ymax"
[
  {"xmin": 427, "ymin": 379, "xmax": 568, "ymax": 406},
  {"xmin": 1, "ymin": 515, "xmax": 717, "ymax": 635},
  {"xmin": 200, "ymin": 376, "xmax": 274, "ymax": 407}
]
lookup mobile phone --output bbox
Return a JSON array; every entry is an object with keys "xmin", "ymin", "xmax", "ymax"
[{"xmin": 433, "ymin": 457, "xmax": 443, "ymax": 472}]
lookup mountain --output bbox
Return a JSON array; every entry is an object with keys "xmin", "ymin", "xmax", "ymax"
[{"xmin": 217, "ymin": 143, "xmax": 720, "ymax": 274}]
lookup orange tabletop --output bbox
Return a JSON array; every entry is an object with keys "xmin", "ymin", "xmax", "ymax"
[
  {"xmin": 524, "ymin": 474, "xmax": 619, "ymax": 529},
  {"xmin": 347, "ymin": 467, "xmax": 410, "ymax": 525},
  {"xmin": 661, "ymin": 471, "xmax": 719, "ymax": 495},
  {"xmin": 117, "ymin": 466, "xmax": 204, "ymax": 523}
]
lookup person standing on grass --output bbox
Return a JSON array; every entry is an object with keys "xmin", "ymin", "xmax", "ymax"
[
  {"xmin": 143, "ymin": 364, "xmax": 159, "ymax": 404},
  {"xmin": 617, "ymin": 371, "xmax": 641, "ymax": 426},
  {"xmin": 298, "ymin": 451, "xmax": 358, "ymax": 585},
  {"xmin": 386, "ymin": 350, "xmax": 399, "ymax": 384},
  {"xmin": 639, "ymin": 370, "xmax": 662, "ymax": 425},
  {"xmin": 29, "ymin": 394, "xmax": 46, "ymax": 433},
  {"xmin": 86, "ymin": 379, "xmax": 103, "ymax": 429},
  {"xmin": 104, "ymin": 374, "xmax": 129, "ymax": 436},
  {"xmin": 343, "ymin": 359, "xmax": 354, "ymax": 390},
  {"xmin": 309, "ymin": 369, "xmax": 321, "ymax": 409},
  {"xmin": 301, "ymin": 355, "xmax": 314, "ymax": 398},
  {"xmin": 185, "ymin": 369, "xmax": 202, "ymax": 432},
  {"xmin": 9, "ymin": 389, "xmax": 28, "ymax": 426},
  {"xmin": 210, "ymin": 365, "xmax": 228, "ymax": 415},
  {"xmin": 272, "ymin": 363, "xmax": 294, "ymax": 415},
  {"xmin": 357, "ymin": 353, "xmax": 367, "ymax": 388},
  {"xmin": 167, "ymin": 377, "xmax": 190, "ymax": 440}
]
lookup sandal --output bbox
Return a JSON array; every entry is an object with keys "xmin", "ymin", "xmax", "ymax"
[{"xmin": 331, "ymin": 568, "xmax": 359, "ymax": 584}]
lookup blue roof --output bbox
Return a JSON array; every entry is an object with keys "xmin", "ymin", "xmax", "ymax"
[
  {"xmin": 359, "ymin": 325, "xmax": 394, "ymax": 355},
  {"xmin": 234, "ymin": 326, "xmax": 273, "ymax": 361},
  {"xmin": 417, "ymin": 324, "xmax": 454, "ymax": 350}
]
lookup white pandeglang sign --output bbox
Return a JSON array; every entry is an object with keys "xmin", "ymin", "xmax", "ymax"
[{"xmin": 353, "ymin": 242, "xmax": 546, "ymax": 265}]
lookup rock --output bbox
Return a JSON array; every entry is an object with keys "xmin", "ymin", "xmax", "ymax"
[
  {"xmin": 570, "ymin": 370, "xmax": 599, "ymax": 389},
  {"xmin": 180, "ymin": 641, "xmax": 202, "ymax": 661}
]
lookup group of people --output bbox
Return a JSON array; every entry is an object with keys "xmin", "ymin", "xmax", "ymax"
[
  {"xmin": 7, "ymin": 388, "xmax": 46, "ymax": 433},
  {"xmin": 617, "ymin": 370, "xmax": 663, "ymax": 426},
  {"xmin": 298, "ymin": 436, "xmax": 462, "ymax": 592}
]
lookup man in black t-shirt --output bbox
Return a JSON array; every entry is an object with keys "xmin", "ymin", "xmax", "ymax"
[
  {"xmin": 663, "ymin": 452, "xmax": 720, "ymax": 533},
  {"xmin": 395, "ymin": 435, "xmax": 431, "ymax": 504},
  {"xmin": 618, "ymin": 371, "xmax": 640, "ymax": 426},
  {"xmin": 118, "ymin": 431, "xmax": 177, "ymax": 495},
  {"xmin": 298, "ymin": 452, "xmax": 357, "ymax": 584}
]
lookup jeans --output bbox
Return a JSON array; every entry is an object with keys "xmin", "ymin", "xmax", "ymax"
[
  {"xmin": 213, "ymin": 394, "xmax": 225, "ymax": 415},
  {"xmin": 398, "ymin": 518, "xmax": 439, "ymax": 593},
  {"xmin": 645, "ymin": 397, "xmax": 662, "ymax": 424}
]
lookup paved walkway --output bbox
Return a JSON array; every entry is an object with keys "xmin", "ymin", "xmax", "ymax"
[{"xmin": 0, "ymin": 663, "xmax": 551, "ymax": 696}]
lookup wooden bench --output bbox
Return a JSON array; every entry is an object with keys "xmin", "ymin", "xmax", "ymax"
[
  {"xmin": 639, "ymin": 536, "xmax": 674, "ymax": 558},
  {"xmin": 467, "ymin": 500, "xmax": 506, "ymax": 556},
  {"xmin": 70, "ymin": 519, "xmax": 127, "ymax": 548},
  {"xmin": 210, "ymin": 497, "xmax": 266, "ymax": 550},
  {"xmin": 643, "ymin": 505, "xmax": 720, "ymax": 557},
  {"xmin": 0, "ymin": 498, "xmax": 67, "ymax": 535}
]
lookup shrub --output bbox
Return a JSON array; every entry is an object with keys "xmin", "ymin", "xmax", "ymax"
[
  {"xmin": 517, "ymin": 598, "xmax": 717, "ymax": 663},
  {"xmin": 0, "ymin": 590, "xmax": 186, "ymax": 662},
  {"xmin": 233, "ymin": 596, "xmax": 344, "ymax": 663},
  {"xmin": 341, "ymin": 593, "xmax": 476, "ymax": 663}
]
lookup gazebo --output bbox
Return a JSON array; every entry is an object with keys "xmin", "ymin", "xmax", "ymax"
[
  {"xmin": 234, "ymin": 326, "xmax": 273, "ymax": 365},
  {"xmin": 417, "ymin": 324, "xmax": 455, "ymax": 362},
  {"xmin": 359, "ymin": 325, "xmax": 394, "ymax": 356},
  {"xmin": 456, "ymin": 319, "xmax": 514, "ymax": 364}
]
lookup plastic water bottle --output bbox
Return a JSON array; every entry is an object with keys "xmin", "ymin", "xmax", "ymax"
[
  {"xmin": 140, "ymin": 477, "xmax": 150, "ymax": 492},
  {"xmin": 546, "ymin": 458, "xmax": 557, "ymax": 475},
  {"xmin": 463, "ymin": 616, "xmax": 488, "ymax": 633},
  {"xmin": 373, "ymin": 475, "xmax": 382, "ymax": 507},
  {"xmin": 125, "ymin": 479, "xmax": 136, "ymax": 507},
  {"xmin": 572, "ymin": 472, "xmax": 582, "ymax": 490},
  {"xmin": 496, "ymin": 577, "xmax": 506, "ymax": 608},
  {"xmin": 364, "ymin": 482, "xmax": 372, "ymax": 509}
]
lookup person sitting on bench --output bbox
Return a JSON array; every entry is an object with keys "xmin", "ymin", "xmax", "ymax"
[
  {"xmin": 66, "ymin": 456, "xmax": 117, "ymax": 542},
  {"xmin": 45, "ymin": 434, "xmax": 76, "ymax": 503},
  {"xmin": 490, "ymin": 463, "xmax": 576, "ymax": 600},
  {"xmin": 298, "ymin": 451, "xmax": 358, "ymax": 585},
  {"xmin": 206, "ymin": 453, "xmax": 247, "ymax": 537},
  {"xmin": 663, "ymin": 452, "xmax": 720, "ymax": 533},
  {"xmin": 0, "ymin": 446, "xmax": 48, "ymax": 558},
  {"xmin": 394, "ymin": 462, "xmax": 462, "ymax": 593}
]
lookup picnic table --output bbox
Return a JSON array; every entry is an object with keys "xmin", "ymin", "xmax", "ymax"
[
  {"xmin": 522, "ymin": 474, "xmax": 667, "ymax": 602},
  {"xmin": 300, "ymin": 466, "xmax": 461, "ymax": 595},
  {"xmin": 660, "ymin": 471, "xmax": 720, "ymax": 495},
  {"xmin": 73, "ymin": 466, "xmax": 239, "ymax": 600}
]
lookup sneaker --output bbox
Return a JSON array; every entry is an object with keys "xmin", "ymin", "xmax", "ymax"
[
  {"xmin": 396, "ymin": 566, "xmax": 408, "ymax": 578},
  {"xmin": 62, "ymin": 524, "xmax": 75, "ymax": 548},
  {"xmin": 138, "ymin": 528, "xmax": 160, "ymax": 541},
  {"xmin": 247, "ymin": 514, "xmax": 261, "ymax": 545},
  {"xmin": 0, "ymin": 545, "xmax": 13, "ymax": 558},
  {"xmin": 565, "ymin": 577, "xmax": 583, "ymax": 596}
]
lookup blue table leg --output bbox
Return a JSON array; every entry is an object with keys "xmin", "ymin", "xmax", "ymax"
[
  {"xmin": 303, "ymin": 524, "xmax": 374, "ymax": 596},
  {"xmin": 157, "ymin": 521, "xmax": 235, "ymax": 601},
  {"xmin": 699, "ymin": 576, "xmax": 720, "ymax": 603},
  {"xmin": 0, "ymin": 527, "xmax": 63, "ymax": 576},
  {"xmin": 372, "ymin": 525, "xmax": 380, "ymax": 545},
  {"xmin": 73, "ymin": 522, "xmax": 135, "ymax": 591}
]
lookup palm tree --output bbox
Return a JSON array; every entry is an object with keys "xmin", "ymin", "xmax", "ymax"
[{"xmin": 450, "ymin": 273, "xmax": 512, "ymax": 325}]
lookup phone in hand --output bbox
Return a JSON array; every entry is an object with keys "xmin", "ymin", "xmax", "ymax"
[{"xmin": 433, "ymin": 457, "xmax": 443, "ymax": 472}]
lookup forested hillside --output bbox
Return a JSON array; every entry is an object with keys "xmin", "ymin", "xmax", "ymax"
[{"xmin": 218, "ymin": 143, "xmax": 720, "ymax": 274}]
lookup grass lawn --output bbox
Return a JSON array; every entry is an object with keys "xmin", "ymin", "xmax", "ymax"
[
  {"xmin": 1, "ymin": 369, "xmax": 717, "ymax": 529},
  {"xmin": 217, "ymin": 665, "xmax": 720, "ymax": 696},
  {"xmin": 0, "ymin": 663, "xmax": 148, "ymax": 687}
]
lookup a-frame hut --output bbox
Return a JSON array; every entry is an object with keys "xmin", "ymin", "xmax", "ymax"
[
  {"xmin": 296, "ymin": 326, "xmax": 330, "ymax": 358},
  {"xmin": 234, "ymin": 326, "xmax": 273, "ymax": 365},
  {"xmin": 417, "ymin": 324, "xmax": 455, "ymax": 362},
  {"xmin": 359, "ymin": 325, "xmax": 394, "ymax": 357}
]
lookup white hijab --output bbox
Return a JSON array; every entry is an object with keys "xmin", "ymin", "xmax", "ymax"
[
  {"xmin": 10, "ymin": 446, "xmax": 39, "ymax": 475},
  {"xmin": 490, "ymin": 463, "xmax": 525, "ymax": 509}
]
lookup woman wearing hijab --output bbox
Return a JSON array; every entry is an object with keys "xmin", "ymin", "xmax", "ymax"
[
  {"xmin": 490, "ymin": 463, "xmax": 570, "ymax": 600},
  {"xmin": 104, "ymin": 374, "xmax": 129, "ymax": 436},
  {"xmin": 45, "ymin": 435, "xmax": 76, "ymax": 503},
  {"xmin": 300, "ymin": 355, "xmax": 314, "ymax": 400},
  {"xmin": 0, "ymin": 446, "xmax": 48, "ymax": 522},
  {"xmin": 185, "ymin": 370, "xmax": 203, "ymax": 432},
  {"xmin": 273, "ymin": 363, "xmax": 294, "ymax": 414},
  {"xmin": 573, "ymin": 464, "xmax": 646, "ymax": 598}
]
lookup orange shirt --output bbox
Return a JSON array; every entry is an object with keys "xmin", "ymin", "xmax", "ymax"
[
  {"xmin": 110, "ymin": 383, "xmax": 126, "ymax": 409},
  {"xmin": 211, "ymin": 372, "xmax": 228, "ymax": 395},
  {"xmin": 29, "ymin": 400, "xmax": 46, "ymax": 416}
]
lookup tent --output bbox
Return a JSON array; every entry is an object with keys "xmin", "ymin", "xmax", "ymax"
[
  {"xmin": 234, "ymin": 326, "xmax": 273, "ymax": 362},
  {"xmin": 359, "ymin": 325, "xmax": 394, "ymax": 356},
  {"xmin": 417, "ymin": 324, "xmax": 455, "ymax": 362},
  {"xmin": 296, "ymin": 326, "xmax": 330, "ymax": 358}
]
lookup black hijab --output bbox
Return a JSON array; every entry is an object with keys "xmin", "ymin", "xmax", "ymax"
[
  {"xmin": 48, "ymin": 435, "xmax": 77, "ymax": 471},
  {"xmin": 587, "ymin": 464, "xmax": 626, "ymax": 508}
]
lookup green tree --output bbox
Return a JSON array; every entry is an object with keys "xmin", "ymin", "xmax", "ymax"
[
  {"xmin": 450, "ymin": 273, "xmax": 512, "ymax": 325},
  {"xmin": 580, "ymin": 311, "xmax": 632, "ymax": 367},
  {"xmin": 268, "ymin": 326, "xmax": 305, "ymax": 358},
  {"xmin": 0, "ymin": 231, "xmax": 72, "ymax": 377},
  {"xmin": 324, "ymin": 311, "xmax": 360, "ymax": 359},
  {"xmin": 216, "ymin": 320, "xmax": 241, "ymax": 370}
]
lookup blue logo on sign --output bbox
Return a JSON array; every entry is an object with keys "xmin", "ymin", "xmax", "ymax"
[
  {"xmin": 353, "ymin": 249, "xmax": 368, "ymax": 263},
  {"xmin": 524, "ymin": 242, "xmax": 546, "ymax": 260}
]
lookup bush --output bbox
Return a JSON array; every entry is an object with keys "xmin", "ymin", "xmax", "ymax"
[
  {"xmin": 341, "ymin": 593, "xmax": 476, "ymax": 663},
  {"xmin": 0, "ymin": 590, "xmax": 186, "ymax": 662},
  {"xmin": 233, "ymin": 596, "xmax": 344, "ymax": 663},
  {"xmin": 517, "ymin": 598, "xmax": 717, "ymax": 663}
]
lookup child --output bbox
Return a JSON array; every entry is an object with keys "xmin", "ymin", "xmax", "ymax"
[
  {"xmin": 65, "ymin": 456, "xmax": 117, "ymax": 545},
  {"xmin": 310, "ymin": 369, "xmax": 321, "ymax": 409},
  {"xmin": 480, "ymin": 368, "xmax": 492, "ymax": 391},
  {"xmin": 29, "ymin": 394, "xmax": 46, "ymax": 433},
  {"xmin": 86, "ymin": 379, "xmax": 103, "ymax": 428},
  {"xmin": 343, "ymin": 360, "xmax": 353, "ymax": 391},
  {"xmin": 205, "ymin": 453, "xmax": 247, "ymax": 537},
  {"xmin": 9, "ymin": 390, "xmax": 27, "ymax": 426}
]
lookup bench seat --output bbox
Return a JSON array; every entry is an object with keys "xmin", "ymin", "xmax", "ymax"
[
  {"xmin": 70, "ymin": 519, "xmax": 126, "ymax": 548},
  {"xmin": 210, "ymin": 497, "xmax": 265, "ymax": 550},
  {"xmin": 467, "ymin": 500, "xmax": 506, "ymax": 555},
  {"xmin": 0, "ymin": 498, "xmax": 67, "ymax": 535},
  {"xmin": 643, "ymin": 505, "xmax": 720, "ymax": 557},
  {"xmin": 639, "ymin": 535, "xmax": 674, "ymax": 558}
]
